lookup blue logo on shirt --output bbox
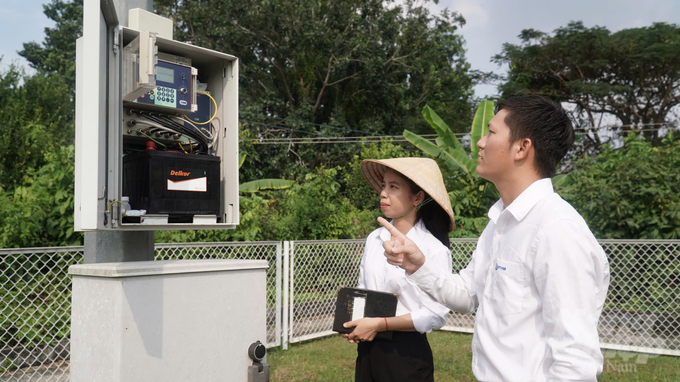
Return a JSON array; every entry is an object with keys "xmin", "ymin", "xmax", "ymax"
[{"xmin": 495, "ymin": 263, "xmax": 506, "ymax": 271}]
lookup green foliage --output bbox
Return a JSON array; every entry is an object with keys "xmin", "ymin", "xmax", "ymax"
[
  {"xmin": 0, "ymin": 1, "xmax": 79, "ymax": 248},
  {"xmin": 239, "ymin": 179, "xmax": 295, "ymax": 193},
  {"xmin": 238, "ymin": 153, "xmax": 295, "ymax": 193},
  {"xmin": 1, "ymin": 358, "xmax": 16, "ymax": 373},
  {"xmin": 494, "ymin": 21, "xmax": 680, "ymax": 144},
  {"xmin": 1, "ymin": 254, "xmax": 72, "ymax": 349},
  {"xmin": 415, "ymin": 106, "xmax": 474, "ymax": 174},
  {"xmin": 0, "ymin": 65, "xmax": 74, "ymax": 190},
  {"xmin": 557, "ymin": 133, "xmax": 680, "ymax": 239},
  {"xmin": 405, "ymin": 103, "xmax": 494, "ymax": 176},
  {"xmin": 0, "ymin": 145, "xmax": 80, "ymax": 248},
  {"xmin": 158, "ymin": 165, "xmax": 376, "ymax": 243},
  {"xmin": 272, "ymin": 168, "xmax": 375, "ymax": 240},
  {"xmin": 404, "ymin": 103, "xmax": 498, "ymax": 236},
  {"xmin": 470, "ymin": 101, "xmax": 493, "ymax": 160},
  {"xmin": 156, "ymin": 0, "xmax": 475, "ymax": 180},
  {"xmin": 605, "ymin": 246, "xmax": 680, "ymax": 313},
  {"xmin": 19, "ymin": 0, "xmax": 83, "ymax": 89}
]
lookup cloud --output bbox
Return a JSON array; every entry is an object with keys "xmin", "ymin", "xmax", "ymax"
[{"xmin": 444, "ymin": 0, "xmax": 490, "ymax": 29}]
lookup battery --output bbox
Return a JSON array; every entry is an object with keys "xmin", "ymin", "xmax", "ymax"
[{"xmin": 123, "ymin": 150, "xmax": 221, "ymax": 217}]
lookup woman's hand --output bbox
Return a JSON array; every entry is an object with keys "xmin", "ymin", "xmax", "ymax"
[{"xmin": 342, "ymin": 317, "xmax": 384, "ymax": 344}]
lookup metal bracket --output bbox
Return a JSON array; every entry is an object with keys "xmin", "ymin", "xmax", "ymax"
[{"xmin": 113, "ymin": 27, "xmax": 120, "ymax": 54}]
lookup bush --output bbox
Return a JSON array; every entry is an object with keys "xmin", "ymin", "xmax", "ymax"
[{"xmin": 558, "ymin": 133, "xmax": 680, "ymax": 239}]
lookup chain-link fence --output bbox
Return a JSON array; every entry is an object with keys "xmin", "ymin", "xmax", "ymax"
[
  {"xmin": 598, "ymin": 240, "xmax": 680, "ymax": 355},
  {"xmin": 286, "ymin": 239, "xmax": 365, "ymax": 345},
  {"xmin": 154, "ymin": 241, "xmax": 283, "ymax": 348},
  {"xmin": 1, "ymin": 239, "xmax": 679, "ymax": 380},
  {"xmin": 1, "ymin": 247, "xmax": 83, "ymax": 381},
  {"xmin": 1, "ymin": 242, "xmax": 280, "ymax": 381},
  {"xmin": 442, "ymin": 239, "xmax": 478, "ymax": 333},
  {"xmin": 286, "ymin": 239, "xmax": 680, "ymax": 357},
  {"xmin": 284, "ymin": 238, "xmax": 479, "ymax": 346}
]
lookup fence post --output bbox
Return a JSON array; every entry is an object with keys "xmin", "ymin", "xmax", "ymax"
[
  {"xmin": 289, "ymin": 241, "xmax": 295, "ymax": 346},
  {"xmin": 275, "ymin": 241, "xmax": 282, "ymax": 348},
  {"xmin": 282, "ymin": 241, "xmax": 290, "ymax": 350}
]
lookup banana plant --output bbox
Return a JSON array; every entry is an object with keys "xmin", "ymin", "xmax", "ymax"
[
  {"xmin": 405, "ymin": 102, "xmax": 571, "ymax": 195},
  {"xmin": 404, "ymin": 101, "xmax": 499, "ymax": 222},
  {"xmin": 403, "ymin": 101, "xmax": 495, "ymax": 178},
  {"xmin": 238, "ymin": 153, "xmax": 294, "ymax": 193}
]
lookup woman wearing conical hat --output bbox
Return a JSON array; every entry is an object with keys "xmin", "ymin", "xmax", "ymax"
[{"xmin": 342, "ymin": 158, "xmax": 454, "ymax": 382}]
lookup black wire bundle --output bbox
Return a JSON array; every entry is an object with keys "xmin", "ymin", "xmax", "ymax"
[{"xmin": 130, "ymin": 109, "xmax": 212, "ymax": 153}]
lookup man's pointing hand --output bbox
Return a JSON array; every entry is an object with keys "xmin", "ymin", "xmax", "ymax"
[{"xmin": 378, "ymin": 217, "xmax": 426, "ymax": 274}]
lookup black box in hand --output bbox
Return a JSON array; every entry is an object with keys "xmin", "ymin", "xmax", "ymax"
[{"xmin": 333, "ymin": 287, "xmax": 398, "ymax": 340}]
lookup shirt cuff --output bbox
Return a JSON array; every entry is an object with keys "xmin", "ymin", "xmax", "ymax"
[{"xmin": 410, "ymin": 308, "xmax": 441, "ymax": 334}]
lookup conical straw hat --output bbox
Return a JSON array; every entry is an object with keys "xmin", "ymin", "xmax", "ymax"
[{"xmin": 361, "ymin": 158, "xmax": 455, "ymax": 232}]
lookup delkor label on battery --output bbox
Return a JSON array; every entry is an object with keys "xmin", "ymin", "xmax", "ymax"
[{"xmin": 167, "ymin": 177, "xmax": 207, "ymax": 192}]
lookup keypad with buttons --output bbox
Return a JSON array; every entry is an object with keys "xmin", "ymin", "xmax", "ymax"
[{"xmin": 150, "ymin": 86, "xmax": 177, "ymax": 107}]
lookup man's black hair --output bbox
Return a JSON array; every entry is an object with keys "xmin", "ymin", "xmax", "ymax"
[{"xmin": 496, "ymin": 95, "xmax": 575, "ymax": 178}]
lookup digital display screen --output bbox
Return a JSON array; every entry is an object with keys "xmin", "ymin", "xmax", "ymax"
[{"xmin": 156, "ymin": 66, "xmax": 174, "ymax": 84}]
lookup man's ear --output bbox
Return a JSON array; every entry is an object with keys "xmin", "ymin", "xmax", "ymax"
[{"xmin": 515, "ymin": 138, "xmax": 533, "ymax": 161}]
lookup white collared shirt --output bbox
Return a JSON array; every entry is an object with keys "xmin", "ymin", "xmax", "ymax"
[
  {"xmin": 358, "ymin": 219, "xmax": 452, "ymax": 333},
  {"xmin": 409, "ymin": 178, "xmax": 610, "ymax": 381}
]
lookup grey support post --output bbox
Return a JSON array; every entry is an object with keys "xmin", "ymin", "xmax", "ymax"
[{"xmin": 83, "ymin": 0, "xmax": 155, "ymax": 264}]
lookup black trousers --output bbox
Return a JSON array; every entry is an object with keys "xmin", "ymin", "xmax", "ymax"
[{"xmin": 355, "ymin": 331, "xmax": 434, "ymax": 382}]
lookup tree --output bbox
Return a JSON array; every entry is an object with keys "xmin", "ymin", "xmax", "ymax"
[
  {"xmin": 155, "ymin": 0, "xmax": 476, "ymax": 179},
  {"xmin": 493, "ymin": 22, "xmax": 680, "ymax": 148},
  {"xmin": 0, "ymin": 64, "xmax": 74, "ymax": 190},
  {"xmin": 0, "ymin": 0, "xmax": 81, "ymax": 247},
  {"xmin": 19, "ymin": 0, "xmax": 83, "ymax": 91},
  {"xmin": 0, "ymin": 0, "xmax": 79, "ymax": 190},
  {"xmin": 557, "ymin": 133, "xmax": 680, "ymax": 239},
  {"xmin": 403, "ymin": 102, "xmax": 498, "ymax": 236},
  {"xmin": 0, "ymin": 145, "xmax": 80, "ymax": 248}
]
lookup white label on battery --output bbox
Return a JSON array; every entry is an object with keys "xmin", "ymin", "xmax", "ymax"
[
  {"xmin": 352, "ymin": 297, "xmax": 366, "ymax": 321},
  {"xmin": 167, "ymin": 177, "xmax": 207, "ymax": 192}
]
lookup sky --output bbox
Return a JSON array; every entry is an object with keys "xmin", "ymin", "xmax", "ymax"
[
  {"xmin": 1, "ymin": 0, "xmax": 679, "ymax": 99},
  {"xmin": 0, "ymin": 0, "xmax": 53, "ymax": 73}
]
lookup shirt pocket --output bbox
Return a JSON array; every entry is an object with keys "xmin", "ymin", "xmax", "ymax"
[{"xmin": 489, "ymin": 259, "xmax": 527, "ymax": 317}]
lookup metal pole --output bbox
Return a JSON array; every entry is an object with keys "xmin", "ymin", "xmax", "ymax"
[
  {"xmin": 83, "ymin": 0, "xmax": 155, "ymax": 264},
  {"xmin": 275, "ymin": 241, "xmax": 282, "ymax": 348},
  {"xmin": 282, "ymin": 241, "xmax": 289, "ymax": 350}
]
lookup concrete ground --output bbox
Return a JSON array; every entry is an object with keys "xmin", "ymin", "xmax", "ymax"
[{"xmin": 0, "ymin": 361, "xmax": 69, "ymax": 382}]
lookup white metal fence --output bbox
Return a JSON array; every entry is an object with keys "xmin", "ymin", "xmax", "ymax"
[{"xmin": 1, "ymin": 239, "xmax": 679, "ymax": 380}]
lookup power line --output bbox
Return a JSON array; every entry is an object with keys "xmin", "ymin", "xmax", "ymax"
[
  {"xmin": 240, "ymin": 118, "xmax": 449, "ymax": 144},
  {"xmin": 252, "ymin": 137, "xmax": 433, "ymax": 145},
  {"xmin": 241, "ymin": 119, "xmax": 354, "ymax": 141},
  {"xmin": 241, "ymin": 115, "xmax": 678, "ymax": 145},
  {"xmin": 240, "ymin": 111, "xmax": 389, "ymax": 136},
  {"xmin": 250, "ymin": 127, "xmax": 678, "ymax": 145}
]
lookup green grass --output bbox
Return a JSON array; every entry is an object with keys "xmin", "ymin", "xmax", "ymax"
[{"xmin": 268, "ymin": 331, "xmax": 680, "ymax": 382}]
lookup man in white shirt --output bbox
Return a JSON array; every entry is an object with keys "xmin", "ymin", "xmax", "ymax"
[{"xmin": 380, "ymin": 95, "xmax": 610, "ymax": 381}]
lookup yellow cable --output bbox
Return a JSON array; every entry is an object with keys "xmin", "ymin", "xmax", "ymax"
[
  {"xmin": 184, "ymin": 90, "xmax": 218, "ymax": 125},
  {"xmin": 178, "ymin": 141, "xmax": 188, "ymax": 154},
  {"xmin": 107, "ymin": 200, "xmax": 128, "ymax": 217}
]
